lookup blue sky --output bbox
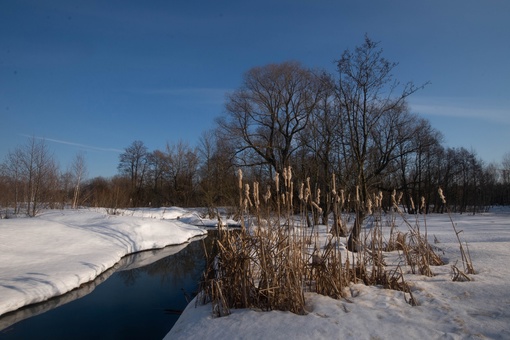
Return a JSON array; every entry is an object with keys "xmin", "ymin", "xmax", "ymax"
[{"xmin": 1, "ymin": 0, "xmax": 509, "ymax": 179}]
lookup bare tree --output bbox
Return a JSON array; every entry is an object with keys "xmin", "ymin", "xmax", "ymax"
[
  {"xmin": 146, "ymin": 149, "xmax": 171, "ymax": 205},
  {"xmin": 118, "ymin": 140, "xmax": 149, "ymax": 206},
  {"xmin": 166, "ymin": 141, "xmax": 200, "ymax": 206},
  {"xmin": 218, "ymin": 61, "xmax": 328, "ymax": 180},
  {"xmin": 2, "ymin": 148, "xmax": 24, "ymax": 213},
  {"xmin": 71, "ymin": 153, "xmax": 87, "ymax": 209},
  {"xmin": 7, "ymin": 137, "xmax": 57, "ymax": 216},
  {"xmin": 198, "ymin": 130, "xmax": 238, "ymax": 208},
  {"xmin": 334, "ymin": 36, "xmax": 428, "ymax": 250}
]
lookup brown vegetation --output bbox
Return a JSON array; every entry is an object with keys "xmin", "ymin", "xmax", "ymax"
[{"xmin": 196, "ymin": 170, "xmax": 473, "ymax": 316}]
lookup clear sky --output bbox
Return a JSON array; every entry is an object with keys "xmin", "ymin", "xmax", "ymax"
[{"xmin": 1, "ymin": 0, "xmax": 509, "ymax": 179}]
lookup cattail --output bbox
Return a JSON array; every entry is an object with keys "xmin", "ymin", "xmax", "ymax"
[
  {"xmin": 274, "ymin": 172, "xmax": 280, "ymax": 193},
  {"xmin": 244, "ymin": 183, "xmax": 253, "ymax": 209},
  {"xmin": 355, "ymin": 185, "xmax": 360, "ymax": 203},
  {"xmin": 286, "ymin": 166, "xmax": 292, "ymax": 188},
  {"xmin": 304, "ymin": 187, "xmax": 310, "ymax": 203},
  {"xmin": 311, "ymin": 201, "xmax": 323, "ymax": 214},
  {"xmin": 391, "ymin": 189, "xmax": 397, "ymax": 205},
  {"xmin": 238, "ymin": 169, "xmax": 243, "ymax": 208},
  {"xmin": 438, "ymin": 188, "xmax": 446, "ymax": 204},
  {"xmin": 375, "ymin": 191, "xmax": 383, "ymax": 208},
  {"xmin": 410, "ymin": 196, "xmax": 415, "ymax": 212},
  {"xmin": 299, "ymin": 182, "xmax": 304, "ymax": 201},
  {"xmin": 253, "ymin": 181, "xmax": 260, "ymax": 208},
  {"xmin": 367, "ymin": 197, "xmax": 373, "ymax": 215},
  {"xmin": 340, "ymin": 189, "xmax": 345, "ymax": 205},
  {"xmin": 289, "ymin": 181, "xmax": 294, "ymax": 208},
  {"xmin": 316, "ymin": 188, "xmax": 321, "ymax": 205},
  {"xmin": 332, "ymin": 173, "xmax": 337, "ymax": 196},
  {"xmin": 264, "ymin": 185, "xmax": 272, "ymax": 203},
  {"xmin": 237, "ymin": 169, "xmax": 243, "ymax": 190},
  {"xmin": 420, "ymin": 196, "xmax": 426, "ymax": 211}
]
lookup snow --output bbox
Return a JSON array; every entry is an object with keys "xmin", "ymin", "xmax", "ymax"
[
  {"xmin": 1, "ymin": 207, "xmax": 510, "ymax": 339},
  {"xmin": 0, "ymin": 208, "xmax": 207, "ymax": 316},
  {"xmin": 166, "ymin": 209, "xmax": 510, "ymax": 340}
]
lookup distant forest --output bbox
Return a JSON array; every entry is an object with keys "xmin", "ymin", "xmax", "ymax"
[{"xmin": 2, "ymin": 37, "xmax": 510, "ymax": 216}]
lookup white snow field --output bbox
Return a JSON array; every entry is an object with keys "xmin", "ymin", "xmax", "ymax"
[
  {"xmin": 166, "ymin": 208, "xmax": 510, "ymax": 340},
  {"xmin": 1, "ymin": 207, "xmax": 510, "ymax": 339}
]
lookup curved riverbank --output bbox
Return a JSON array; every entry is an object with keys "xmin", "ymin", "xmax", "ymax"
[{"xmin": 0, "ymin": 209, "xmax": 207, "ymax": 316}]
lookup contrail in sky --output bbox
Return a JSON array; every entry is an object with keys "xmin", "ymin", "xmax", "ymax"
[{"xmin": 20, "ymin": 134, "xmax": 123, "ymax": 153}]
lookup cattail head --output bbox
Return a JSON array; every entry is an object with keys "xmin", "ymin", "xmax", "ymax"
[
  {"xmin": 244, "ymin": 183, "xmax": 253, "ymax": 209},
  {"xmin": 311, "ymin": 201, "xmax": 323, "ymax": 214},
  {"xmin": 274, "ymin": 172, "xmax": 280, "ymax": 193},
  {"xmin": 286, "ymin": 166, "xmax": 292, "ymax": 188},
  {"xmin": 264, "ymin": 185, "xmax": 271, "ymax": 203},
  {"xmin": 438, "ymin": 188, "xmax": 446, "ymax": 204},
  {"xmin": 304, "ymin": 187, "xmax": 310, "ymax": 203},
  {"xmin": 367, "ymin": 197, "xmax": 373, "ymax": 215},
  {"xmin": 420, "ymin": 196, "xmax": 426, "ymax": 210},
  {"xmin": 289, "ymin": 181, "xmax": 294, "ymax": 207},
  {"xmin": 237, "ymin": 169, "xmax": 243, "ymax": 190},
  {"xmin": 376, "ymin": 191, "xmax": 383, "ymax": 209},
  {"xmin": 253, "ymin": 181, "xmax": 260, "ymax": 208}
]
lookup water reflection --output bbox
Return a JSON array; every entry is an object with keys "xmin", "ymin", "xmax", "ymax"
[{"xmin": 0, "ymin": 232, "xmax": 215, "ymax": 339}]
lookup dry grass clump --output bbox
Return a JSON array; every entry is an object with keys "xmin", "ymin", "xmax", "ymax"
[
  {"xmin": 198, "ymin": 169, "xmax": 473, "ymax": 316},
  {"xmin": 198, "ymin": 220, "xmax": 314, "ymax": 314},
  {"xmin": 387, "ymin": 191, "xmax": 445, "ymax": 277},
  {"xmin": 307, "ymin": 237, "xmax": 348, "ymax": 299}
]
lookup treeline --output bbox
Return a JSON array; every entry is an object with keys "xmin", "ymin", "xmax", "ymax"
[{"xmin": 1, "ymin": 37, "xmax": 510, "ymax": 216}]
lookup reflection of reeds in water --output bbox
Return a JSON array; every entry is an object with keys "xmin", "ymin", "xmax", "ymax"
[{"xmin": 197, "ymin": 169, "xmax": 472, "ymax": 316}]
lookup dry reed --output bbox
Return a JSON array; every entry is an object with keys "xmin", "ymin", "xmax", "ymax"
[{"xmin": 198, "ymin": 170, "xmax": 473, "ymax": 316}]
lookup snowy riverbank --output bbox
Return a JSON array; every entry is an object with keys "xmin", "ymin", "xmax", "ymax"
[
  {"xmin": 0, "ymin": 208, "xmax": 207, "ymax": 316},
  {"xmin": 2, "ymin": 207, "xmax": 510, "ymax": 339},
  {"xmin": 166, "ymin": 208, "xmax": 510, "ymax": 339}
]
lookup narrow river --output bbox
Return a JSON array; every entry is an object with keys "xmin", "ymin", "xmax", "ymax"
[{"xmin": 0, "ymin": 232, "xmax": 215, "ymax": 339}]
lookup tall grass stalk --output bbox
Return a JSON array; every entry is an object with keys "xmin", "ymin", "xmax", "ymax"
[{"xmin": 439, "ymin": 188, "xmax": 475, "ymax": 275}]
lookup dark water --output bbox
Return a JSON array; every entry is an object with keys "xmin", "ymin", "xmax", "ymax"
[{"xmin": 0, "ymin": 233, "xmax": 215, "ymax": 340}]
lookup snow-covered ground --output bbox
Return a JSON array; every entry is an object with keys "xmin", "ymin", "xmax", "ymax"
[
  {"xmin": 1, "ymin": 207, "xmax": 510, "ymax": 339},
  {"xmin": 167, "ymin": 208, "xmax": 510, "ymax": 340},
  {"xmin": 0, "ymin": 208, "xmax": 207, "ymax": 316}
]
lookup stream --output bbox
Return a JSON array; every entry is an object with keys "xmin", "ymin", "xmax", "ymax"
[{"xmin": 0, "ymin": 232, "xmax": 215, "ymax": 339}]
